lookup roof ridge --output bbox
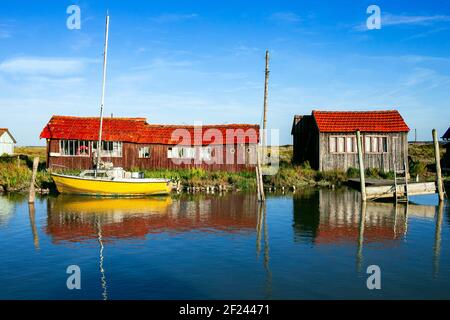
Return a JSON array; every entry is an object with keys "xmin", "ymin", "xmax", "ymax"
[
  {"xmin": 50, "ymin": 115, "xmax": 147, "ymax": 121},
  {"xmin": 312, "ymin": 109, "xmax": 399, "ymax": 113}
]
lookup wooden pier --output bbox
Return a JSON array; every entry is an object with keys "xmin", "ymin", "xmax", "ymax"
[
  {"xmin": 352, "ymin": 129, "xmax": 445, "ymax": 202},
  {"xmin": 348, "ymin": 178, "xmax": 436, "ymax": 200}
]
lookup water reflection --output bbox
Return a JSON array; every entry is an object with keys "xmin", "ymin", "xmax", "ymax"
[
  {"xmin": 293, "ymin": 189, "xmax": 437, "ymax": 245},
  {"xmin": 45, "ymin": 194, "xmax": 258, "ymax": 243},
  {"xmin": 293, "ymin": 188, "xmax": 445, "ymax": 275},
  {"xmin": 256, "ymin": 203, "xmax": 271, "ymax": 299},
  {"xmin": 433, "ymin": 203, "xmax": 444, "ymax": 277},
  {"xmin": 0, "ymin": 196, "xmax": 14, "ymax": 225},
  {"xmin": 28, "ymin": 203, "xmax": 39, "ymax": 249}
]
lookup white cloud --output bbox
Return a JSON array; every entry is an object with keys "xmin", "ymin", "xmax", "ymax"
[
  {"xmin": 0, "ymin": 57, "xmax": 89, "ymax": 76},
  {"xmin": 0, "ymin": 29, "xmax": 11, "ymax": 39},
  {"xmin": 383, "ymin": 13, "xmax": 450, "ymax": 26},
  {"xmin": 354, "ymin": 13, "xmax": 450, "ymax": 31},
  {"xmin": 0, "ymin": 23, "xmax": 11, "ymax": 39},
  {"xmin": 269, "ymin": 12, "xmax": 301, "ymax": 23},
  {"xmin": 149, "ymin": 13, "xmax": 198, "ymax": 23}
]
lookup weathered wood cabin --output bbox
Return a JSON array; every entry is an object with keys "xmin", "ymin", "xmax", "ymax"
[
  {"xmin": 40, "ymin": 116, "xmax": 259, "ymax": 172},
  {"xmin": 0, "ymin": 128, "xmax": 16, "ymax": 156},
  {"xmin": 442, "ymin": 127, "xmax": 450, "ymax": 171},
  {"xmin": 291, "ymin": 110, "xmax": 410, "ymax": 172}
]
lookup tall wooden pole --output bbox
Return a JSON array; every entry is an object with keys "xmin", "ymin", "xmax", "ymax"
[
  {"xmin": 356, "ymin": 131, "xmax": 367, "ymax": 201},
  {"xmin": 262, "ymin": 50, "xmax": 269, "ymax": 152},
  {"xmin": 28, "ymin": 157, "xmax": 39, "ymax": 204},
  {"xmin": 432, "ymin": 129, "xmax": 444, "ymax": 201}
]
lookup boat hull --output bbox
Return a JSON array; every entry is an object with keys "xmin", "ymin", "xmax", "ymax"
[{"xmin": 52, "ymin": 174, "xmax": 172, "ymax": 196}]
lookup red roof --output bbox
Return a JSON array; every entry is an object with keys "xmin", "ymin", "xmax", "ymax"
[
  {"xmin": 40, "ymin": 116, "xmax": 259, "ymax": 145},
  {"xmin": 311, "ymin": 110, "xmax": 409, "ymax": 133},
  {"xmin": 0, "ymin": 128, "xmax": 17, "ymax": 143}
]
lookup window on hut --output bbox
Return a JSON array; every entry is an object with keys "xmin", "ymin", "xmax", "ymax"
[
  {"xmin": 201, "ymin": 147, "xmax": 212, "ymax": 161},
  {"xmin": 167, "ymin": 147, "xmax": 196, "ymax": 159},
  {"xmin": 59, "ymin": 140, "xmax": 90, "ymax": 156},
  {"xmin": 92, "ymin": 141, "xmax": 123, "ymax": 157},
  {"xmin": 139, "ymin": 146, "xmax": 151, "ymax": 158},
  {"xmin": 329, "ymin": 136, "xmax": 356, "ymax": 154},
  {"xmin": 364, "ymin": 136, "xmax": 388, "ymax": 154}
]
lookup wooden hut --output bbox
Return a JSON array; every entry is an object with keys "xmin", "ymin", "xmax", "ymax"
[
  {"xmin": 291, "ymin": 110, "xmax": 409, "ymax": 172},
  {"xmin": 442, "ymin": 127, "xmax": 450, "ymax": 171},
  {"xmin": 0, "ymin": 128, "xmax": 16, "ymax": 156},
  {"xmin": 40, "ymin": 116, "xmax": 259, "ymax": 172}
]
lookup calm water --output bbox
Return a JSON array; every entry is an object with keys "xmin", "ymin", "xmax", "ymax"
[{"xmin": 0, "ymin": 188, "xmax": 449, "ymax": 300}]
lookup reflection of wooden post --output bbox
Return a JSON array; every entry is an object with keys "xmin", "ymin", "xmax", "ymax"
[
  {"xmin": 433, "ymin": 129, "xmax": 444, "ymax": 201},
  {"xmin": 28, "ymin": 203, "xmax": 39, "ymax": 249},
  {"xmin": 28, "ymin": 157, "xmax": 39, "ymax": 204},
  {"xmin": 256, "ymin": 203, "xmax": 263, "ymax": 257},
  {"xmin": 357, "ymin": 201, "xmax": 367, "ymax": 272},
  {"xmin": 356, "ymin": 131, "xmax": 367, "ymax": 201},
  {"xmin": 433, "ymin": 202, "xmax": 444, "ymax": 278}
]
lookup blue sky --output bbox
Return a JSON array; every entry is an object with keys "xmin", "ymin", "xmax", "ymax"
[{"xmin": 1, "ymin": 0, "xmax": 450, "ymax": 145}]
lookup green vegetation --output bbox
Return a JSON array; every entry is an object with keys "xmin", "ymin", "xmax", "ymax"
[
  {"xmin": 1, "ymin": 143, "xmax": 447, "ymax": 194},
  {"xmin": 14, "ymin": 146, "xmax": 47, "ymax": 159},
  {"xmin": 0, "ymin": 155, "xmax": 52, "ymax": 192},
  {"xmin": 143, "ymin": 168, "xmax": 257, "ymax": 191}
]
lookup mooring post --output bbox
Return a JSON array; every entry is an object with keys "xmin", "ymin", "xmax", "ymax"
[
  {"xmin": 256, "ymin": 148, "xmax": 265, "ymax": 202},
  {"xmin": 356, "ymin": 131, "xmax": 367, "ymax": 201},
  {"xmin": 432, "ymin": 129, "xmax": 444, "ymax": 201},
  {"xmin": 28, "ymin": 157, "xmax": 39, "ymax": 204}
]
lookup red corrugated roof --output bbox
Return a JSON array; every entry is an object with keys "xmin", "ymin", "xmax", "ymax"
[
  {"xmin": 40, "ymin": 116, "xmax": 259, "ymax": 145},
  {"xmin": 312, "ymin": 110, "xmax": 409, "ymax": 133}
]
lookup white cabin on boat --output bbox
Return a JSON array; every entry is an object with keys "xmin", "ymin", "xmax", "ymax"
[{"xmin": 0, "ymin": 128, "xmax": 16, "ymax": 156}]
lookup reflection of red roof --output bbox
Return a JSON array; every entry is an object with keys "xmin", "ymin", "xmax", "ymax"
[
  {"xmin": 316, "ymin": 224, "xmax": 404, "ymax": 245},
  {"xmin": 45, "ymin": 214, "xmax": 257, "ymax": 243},
  {"xmin": 312, "ymin": 110, "xmax": 409, "ymax": 133},
  {"xmin": 39, "ymin": 116, "xmax": 259, "ymax": 145}
]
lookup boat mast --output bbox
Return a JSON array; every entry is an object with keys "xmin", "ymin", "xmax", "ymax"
[{"xmin": 96, "ymin": 13, "xmax": 110, "ymax": 173}]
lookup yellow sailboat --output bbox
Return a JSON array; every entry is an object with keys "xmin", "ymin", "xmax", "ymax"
[
  {"xmin": 52, "ymin": 169, "xmax": 172, "ymax": 196},
  {"xmin": 51, "ymin": 14, "xmax": 172, "ymax": 196}
]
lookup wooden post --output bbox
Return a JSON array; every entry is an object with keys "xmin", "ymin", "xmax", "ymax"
[
  {"xmin": 28, "ymin": 157, "xmax": 39, "ymax": 204},
  {"xmin": 256, "ymin": 149, "xmax": 265, "ymax": 202},
  {"xmin": 356, "ymin": 131, "xmax": 367, "ymax": 201},
  {"xmin": 17, "ymin": 155, "xmax": 20, "ymax": 169},
  {"xmin": 432, "ymin": 129, "xmax": 444, "ymax": 201},
  {"xmin": 262, "ymin": 50, "xmax": 269, "ymax": 152}
]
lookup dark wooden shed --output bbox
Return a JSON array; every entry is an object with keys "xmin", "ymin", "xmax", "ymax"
[
  {"xmin": 442, "ymin": 127, "xmax": 450, "ymax": 171},
  {"xmin": 291, "ymin": 110, "xmax": 410, "ymax": 172},
  {"xmin": 40, "ymin": 116, "xmax": 259, "ymax": 172}
]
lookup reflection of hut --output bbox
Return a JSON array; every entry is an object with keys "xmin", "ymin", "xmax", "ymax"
[
  {"xmin": 45, "ymin": 194, "xmax": 258, "ymax": 243},
  {"xmin": 293, "ymin": 188, "xmax": 436, "ymax": 245},
  {"xmin": 0, "ymin": 196, "xmax": 14, "ymax": 225}
]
